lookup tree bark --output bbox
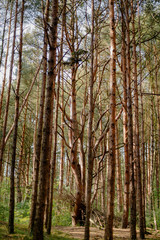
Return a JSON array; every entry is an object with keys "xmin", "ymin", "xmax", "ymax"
[
  {"xmin": 84, "ymin": 0, "xmax": 94, "ymax": 238},
  {"xmin": 0, "ymin": 0, "xmax": 12, "ymax": 118},
  {"xmin": 33, "ymin": 0, "xmax": 58, "ymax": 238},
  {"xmin": 121, "ymin": 0, "xmax": 129, "ymax": 228},
  {"xmin": 138, "ymin": 3, "xmax": 146, "ymax": 230},
  {"xmin": 47, "ymin": 1, "xmax": 65, "ymax": 230},
  {"xmin": 4, "ymin": 61, "xmax": 42, "ymax": 146},
  {"xmin": 124, "ymin": 1, "xmax": 137, "ymax": 238},
  {"xmin": 116, "ymin": 123, "xmax": 123, "ymax": 212},
  {"xmin": 68, "ymin": 0, "xmax": 83, "ymax": 226},
  {"xmin": 32, "ymin": 83, "xmax": 39, "ymax": 178},
  {"xmin": 29, "ymin": 0, "xmax": 49, "ymax": 233},
  {"xmin": 0, "ymin": 0, "xmax": 9, "ymax": 68},
  {"xmin": 16, "ymin": 104, "xmax": 27, "ymax": 203},
  {"xmin": 154, "ymin": 46, "xmax": 160, "ymax": 209},
  {"xmin": 59, "ymin": 64, "xmax": 65, "ymax": 194},
  {"xmin": 8, "ymin": 0, "xmax": 24, "ymax": 233},
  {"xmin": 104, "ymin": 0, "xmax": 116, "ymax": 239},
  {"xmin": 59, "ymin": 0, "xmax": 66, "ymax": 196},
  {"xmin": 0, "ymin": 0, "xmax": 18, "ymax": 180},
  {"xmin": 131, "ymin": 1, "xmax": 145, "ymax": 238}
]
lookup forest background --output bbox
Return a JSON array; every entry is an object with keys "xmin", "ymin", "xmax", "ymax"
[{"xmin": 0, "ymin": 0, "xmax": 160, "ymax": 239}]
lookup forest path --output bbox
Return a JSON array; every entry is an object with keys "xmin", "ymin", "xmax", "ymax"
[{"xmin": 54, "ymin": 226, "xmax": 160, "ymax": 240}]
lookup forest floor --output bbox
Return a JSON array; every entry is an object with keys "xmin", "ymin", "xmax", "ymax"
[
  {"xmin": 0, "ymin": 222, "xmax": 160, "ymax": 239},
  {"xmin": 55, "ymin": 226, "xmax": 160, "ymax": 240}
]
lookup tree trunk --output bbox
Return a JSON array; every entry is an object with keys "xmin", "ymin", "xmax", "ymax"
[
  {"xmin": 8, "ymin": 0, "xmax": 24, "ymax": 233},
  {"xmin": 147, "ymin": 133, "xmax": 151, "ymax": 206},
  {"xmin": 0, "ymin": 0, "xmax": 18, "ymax": 180},
  {"xmin": 131, "ymin": 1, "xmax": 145, "ymax": 238},
  {"xmin": 44, "ymin": 111, "xmax": 53, "ymax": 229},
  {"xmin": 154, "ymin": 46, "xmax": 160, "ymax": 209},
  {"xmin": 138, "ymin": 4, "xmax": 146, "ymax": 230},
  {"xmin": 6, "ymin": 145, "xmax": 10, "ymax": 180},
  {"xmin": 59, "ymin": 62, "xmax": 65, "ymax": 194},
  {"xmin": 4, "ymin": 61, "xmax": 42, "ymax": 146},
  {"xmin": 33, "ymin": 0, "xmax": 58, "ymax": 238},
  {"xmin": 29, "ymin": 0, "xmax": 49, "ymax": 233},
  {"xmin": 0, "ymin": 0, "xmax": 9, "ymax": 68},
  {"xmin": 26, "ymin": 150, "xmax": 30, "ymax": 186},
  {"xmin": 16, "ymin": 103, "xmax": 27, "ymax": 203},
  {"xmin": 150, "ymin": 98, "xmax": 154, "ymax": 212},
  {"xmin": 67, "ymin": 0, "xmax": 83, "ymax": 227},
  {"xmin": 47, "ymin": 2, "xmax": 65, "ymax": 230},
  {"xmin": 104, "ymin": 0, "xmax": 116, "ymax": 239},
  {"xmin": 124, "ymin": 1, "xmax": 137, "ymax": 238},
  {"xmin": 116, "ymin": 123, "xmax": 123, "ymax": 212},
  {"xmin": 0, "ymin": 0, "xmax": 12, "ymax": 118},
  {"xmin": 84, "ymin": 0, "xmax": 94, "ymax": 238},
  {"xmin": 32, "ymin": 83, "xmax": 39, "ymax": 177},
  {"xmin": 121, "ymin": 0, "xmax": 129, "ymax": 228}
]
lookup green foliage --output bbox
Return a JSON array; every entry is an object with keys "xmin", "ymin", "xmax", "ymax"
[
  {"xmin": 0, "ymin": 180, "xmax": 10, "ymax": 222},
  {"xmin": 0, "ymin": 221, "xmax": 78, "ymax": 240},
  {"xmin": 15, "ymin": 201, "xmax": 30, "ymax": 224},
  {"xmin": 145, "ymin": 207, "xmax": 160, "ymax": 230},
  {"xmin": 0, "ymin": 181, "xmax": 72, "ymax": 227},
  {"xmin": 52, "ymin": 199, "xmax": 72, "ymax": 226},
  {"xmin": 63, "ymin": 49, "xmax": 88, "ymax": 66},
  {"xmin": 0, "ymin": 205, "xmax": 9, "ymax": 222}
]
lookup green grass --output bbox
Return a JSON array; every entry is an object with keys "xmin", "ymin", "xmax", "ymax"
[{"xmin": 0, "ymin": 221, "xmax": 79, "ymax": 240}]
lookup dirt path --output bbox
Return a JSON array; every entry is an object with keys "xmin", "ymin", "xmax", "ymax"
[{"xmin": 54, "ymin": 226, "xmax": 160, "ymax": 240}]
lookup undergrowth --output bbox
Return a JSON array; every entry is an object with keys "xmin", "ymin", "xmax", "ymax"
[
  {"xmin": 0, "ymin": 179, "xmax": 159, "ymax": 240},
  {"xmin": 0, "ymin": 181, "xmax": 72, "ymax": 227},
  {"xmin": 0, "ymin": 222, "xmax": 78, "ymax": 240}
]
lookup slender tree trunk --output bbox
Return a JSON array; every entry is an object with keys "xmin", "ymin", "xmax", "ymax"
[
  {"xmin": 79, "ymin": 12, "xmax": 88, "ymax": 198},
  {"xmin": 101, "ymin": 155, "xmax": 106, "ymax": 213},
  {"xmin": 138, "ymin": 3, "xmax": 146, "ymax": 230},
  {"xmin": 47, "ymin": 2, "xmax": 65, "ymax": 230},
  {"xmin": 147, "ymin": 133, "xmax": 151, "ymax": 206},
  {"xmin": 26, "ymin": 150, "xmax": 30, "ymax": 186},
  {"xmin": 0, "ymin": 0, "xmax": 18, "ymax": 180},
  {"xmin": 29, "ymin": 0, "xmax": 49, "ymax": 233},
  {"xmin": 99, "ymin": 93, "xmax": 106, "ymax": 213},
  {"xmin": 0, "ymin": 0, "xmax": 9, "ymax": 68},
  {"xmin": 66, "ymin": 152, "xmax": 71, "ymax": 187},
  {"xmin": 154, "ymin": 46, "xmax": 160, "ymax": 209},
  {"xmin": 84, "ymin": 0, "xmax": 94, "ymax": 238},
  {"xmin": 0, "ymin": 1, "xmax": 12, "ymax": 118},
  {"xmin": 58, "ymin": 0, "xmax": 66, "ymax": 196},
  {"xmin": 8, "ymin": 0, "xmax": 24, "ymax": 233},
  {"xmin": 59, "ymin": 64, "xmax": 65, "ymax": 194},
  {"xmin": 33, "ymin": 0, "xmax": 58, "ymax": 238},
  {"xmin": 32, "ymin": 83, "xmax": 39, "ymax": 177},
  {"xmin": 131, "ymin": 1, "xmax": 144, "ymax": 238},
  {"xmin": 4, "ymin": 61, "xmax": 42, "ymax": 146},
  {"xmin": 124, "ymin": 1, "xmax": 136, "ymax": 238},
  {"xmin": 67, "ymin": 0, "xmax": 83, "ymax": 226},
  {"xmin": 150, "ymin": 97, "xmax": 157, "ymax": 230},
  {"xmin": 121, "ymin": 0, "xmax": 129, "ymax": 228},
  {"xmin": 156, "ymin": 94, "xmax": 160, "ymax": 210},
  {"xmin": 150, "ymin": 98, "xmax": 154, "ymax": 212},
  {"xmin": 116, "ymin": 123, "xmax": 123, "ymax": 212},
  {"xmin": 6, "ymin": 145, "xmax": 10, "ymax": 179},
  {"xmin": 44, "ymin": 107, "xmax": 54, "ymax": 229},
  {"xmin": 79, "ymin": 78, "xmax": 87, "ymax": 199},
  {"xmin": 17, "ymin": 104, "xmax": 27, "ymax": 203},
  {"xmin": 46, "ymin": 68, "xmax": 59, "ymax": 234},
  {"xmin": 104, "ymin": 1, "xmax": 116, "ymax": 239}
]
